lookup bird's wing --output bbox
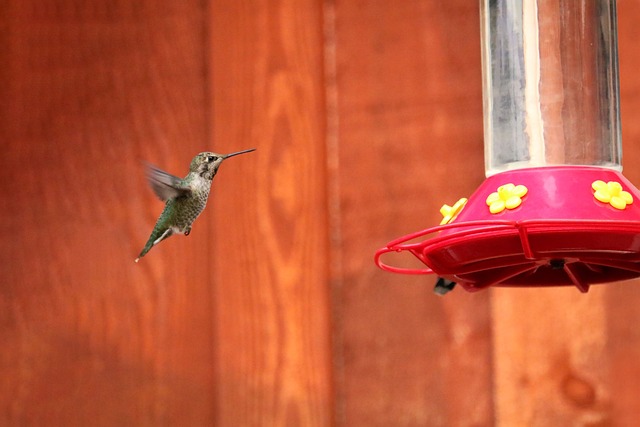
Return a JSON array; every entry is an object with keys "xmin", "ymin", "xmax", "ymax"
[{"xmin": 145, "ymin": 163, "xmax": 191, "ymax": 201}]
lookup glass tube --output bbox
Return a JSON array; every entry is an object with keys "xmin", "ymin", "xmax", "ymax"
[{"xmin": 480, "ymin": 0, "xmax": 621, "ymax": 176}]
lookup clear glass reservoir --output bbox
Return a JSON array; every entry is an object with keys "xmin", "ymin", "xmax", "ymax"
[{"xmin": 481, "ymin": 0, "xmax": 622, "ymax": 176}]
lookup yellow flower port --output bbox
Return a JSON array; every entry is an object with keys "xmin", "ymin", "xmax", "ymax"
[
  {"xmin": 485, "ymin": 183, "xmax": 528, "ymax": 214},
  {"xmin": 439, "ymin": 198, "xmax": 468, "ymax": 225},
  {"xmin": 592, "ymin": 180, "xmax": 633, "ymax": 210}
]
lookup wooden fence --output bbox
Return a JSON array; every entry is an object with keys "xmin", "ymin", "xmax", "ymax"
[{"xmin": 3, "ymin": 0, "xmax": 640, "ymax": 425}]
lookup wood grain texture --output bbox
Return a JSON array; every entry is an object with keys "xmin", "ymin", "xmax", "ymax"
[
  {"xmin": 328, "ymin": 1, "xmax": 493, "ymax": 425},
  {"xmin": 209, "ymin": 0, "xmax": 333, "ymax": 426},
  {"xmin": 0, "ymin": 1, "xmax": 216, "ymax": 425},
  {"xmin": 4, "ymin": 0, "xmax": 640, "ymax": 426},
  {"xmin": 491, "ymin": 288, "xmax": 611, "ymax": 425},
  {"xmin": 607, "ymin": 1, "xmax": 640, "ymax": 425}
]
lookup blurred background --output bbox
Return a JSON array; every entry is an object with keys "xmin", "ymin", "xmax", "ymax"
[{"xmin": 3, "ymin": 0, "xmax": 640, "ymax": 425}]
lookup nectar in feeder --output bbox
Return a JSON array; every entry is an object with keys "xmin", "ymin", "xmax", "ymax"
[{"xmin": 482, "ymin": 0, "xmax": 621, "ymax": 175}]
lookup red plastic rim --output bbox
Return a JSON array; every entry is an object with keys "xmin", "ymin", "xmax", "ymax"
[
  {"xmin": 375, "ymin": 167, "xmax": 640, "ymax": 292},
  {"xmin": 375, "ymin": 218, "xmax": 640, "ymax": 292}
]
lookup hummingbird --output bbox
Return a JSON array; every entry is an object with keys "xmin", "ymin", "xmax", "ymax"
[{"xmin": 135, "ymin": 148, "xmax": 256, "ymax": 262}]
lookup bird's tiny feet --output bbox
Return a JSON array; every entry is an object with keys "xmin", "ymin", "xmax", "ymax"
[{"xmin": 434, "ymin": 277, "xmax": 457, "ymax": 296}]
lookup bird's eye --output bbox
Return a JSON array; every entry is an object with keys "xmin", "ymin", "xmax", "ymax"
[{"xmin": 207, "ymin": 155, "xmax": 217, "ymax": 162}]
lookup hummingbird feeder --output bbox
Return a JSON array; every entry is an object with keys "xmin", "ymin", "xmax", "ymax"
[{"xmin": 375, "ymin": 0, "xmax": 640, "ymax": 293}]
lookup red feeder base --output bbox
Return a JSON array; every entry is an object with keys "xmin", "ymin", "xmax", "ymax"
[{"xmin": 375, "ymin": 166, "xmax": 640, "ymax": 293}]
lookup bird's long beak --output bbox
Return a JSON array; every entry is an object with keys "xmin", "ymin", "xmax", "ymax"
[{"xmin": 223, "ymin": 148, "xmax": 256, "ymax": 159}]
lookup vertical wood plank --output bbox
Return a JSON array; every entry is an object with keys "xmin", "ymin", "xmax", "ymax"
[
  {"xmin": 607, "ymin": 1, "xmax": 640, "ymax": 425},
  {"xmin": 0, "ymin": 1, "xmax": 216, "ymax": 425},
  {"xmin": 4, "ymin": 1, "xmax": 640, "ymax": 425},
  {"xmin": 329, "ymin": 1, "xmax": 493, "ymax": 425},
  {"xmin": 491, "ymin": 288, "xmax": 611, "ymax": 425},
  {"xmin": 491, "ymin": 2, "xmax": 640, "ymax": 426},
  {"xmin": 209, "ymin": 0, "xmax": 333, "ymax": 425}
]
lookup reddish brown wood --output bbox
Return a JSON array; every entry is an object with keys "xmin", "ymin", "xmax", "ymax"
[
  {"xmin": 0, "ymin": 1, "xmax": 216, "ymax": 425},
  {"xmin": 4, "ymin": 0, "xmax": 640, "ymax": 425},
  {"xmin": 209, "ymin": 0, "xmax": 333, "ymax": 425},
  {"xmin": 606, "ymin": 2, "xmax": 640, "ymax": 425},
  {"xmin": 329, "ymin": 1, "xmax": 493, "ymax": 425},
  {"xmin": 491, "ymin": 288, "xmax": 612, "ymax": 425}
]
